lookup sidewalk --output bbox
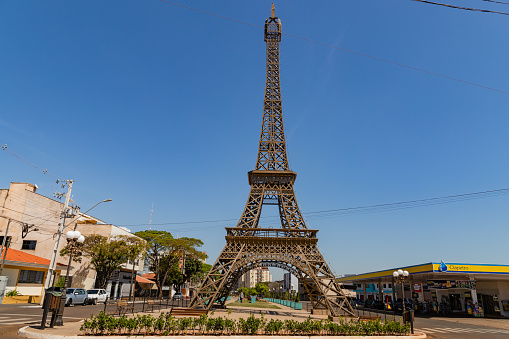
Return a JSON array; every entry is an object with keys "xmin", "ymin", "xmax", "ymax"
[{"xmin": 426, "ymin": 316, "xmax": 509, "ymax": 330}]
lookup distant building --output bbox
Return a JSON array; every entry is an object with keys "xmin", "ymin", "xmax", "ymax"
[
  {"xmin": 283, "ymin": 272, "xmax": 292, "ymax": 291},
  {"xmin": 237, "ymin": 267, "xmax": 272, "ymax": 289}
]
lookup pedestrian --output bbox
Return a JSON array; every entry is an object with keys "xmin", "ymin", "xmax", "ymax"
[{"xmin": 240, "ymin": 291, "xmax": 244, "ymax": 303}]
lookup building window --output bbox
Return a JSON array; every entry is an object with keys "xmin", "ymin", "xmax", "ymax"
[
  {"xmin": 0, "ymin": 236, "xmax": 12, "ymax": 246},
  {"xmin": 22, "ymin": 240, "xmax": 37, "ymax": 250},
  {"xmin": 18, "ymin": 270, "xmax": 44, "ymax": 284}
]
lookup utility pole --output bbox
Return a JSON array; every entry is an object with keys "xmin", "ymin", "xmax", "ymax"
[
  {"xmin": 42, "ymin": 180, "xmax": 73, "ymax": 296},
  {"xmin": 0, "ymin": 219, "xmax": 12, "ymax": 276}
]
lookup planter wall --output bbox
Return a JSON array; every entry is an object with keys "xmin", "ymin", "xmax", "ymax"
[
  {"xmin": 2, "ymin": 295, "xmax": 40, "ymax": 304},
  {"xmin": 266, "ymin": 298, "xmax": 303, "ymax": 311}
]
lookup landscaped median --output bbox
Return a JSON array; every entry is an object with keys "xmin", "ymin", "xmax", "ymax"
[{"xmin": 18, "ymin": 311, "xmax": 426, "ymax": 338}]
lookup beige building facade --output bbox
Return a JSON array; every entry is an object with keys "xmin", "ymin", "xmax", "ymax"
[{"xmin": 0, "ymin": 182, "xmax": 144, "ymax": 301}]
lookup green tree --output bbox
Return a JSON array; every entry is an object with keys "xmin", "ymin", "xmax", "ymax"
[
  {"xmin": 255, "ymin": 282, "xmax": 269, "ymax": 296},
  {"xmin": 135, "ymin": 230, "xmax": 207, "ymax": 297},
  {"xmin": 61, "ymin": 234, "xmax": 135, "ymax": 289},
  {"xmin": 184, "ymin": 258, "xmax": 202, "ymax": 279},
  {"xmin": 166, "ymin": 264, "xmax": 185, "ymax": 291}
]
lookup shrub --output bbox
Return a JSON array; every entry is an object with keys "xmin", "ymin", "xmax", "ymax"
[
  {"xmin": 5, "ymin": 290, "xmax": 21, "ymax": 297},
  {"xmin": 79, "ymin": 311, "xmax": 410, "ymax": 336}
]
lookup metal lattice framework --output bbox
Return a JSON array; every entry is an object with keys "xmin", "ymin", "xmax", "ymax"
[{"xmin": 189, "ymin": 5, "xmax": 355, "ymax": 317}]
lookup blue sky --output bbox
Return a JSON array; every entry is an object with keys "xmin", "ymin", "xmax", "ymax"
[{"xmin": 2, "ymin": 0, "xmax": 509, "ymax": 279}]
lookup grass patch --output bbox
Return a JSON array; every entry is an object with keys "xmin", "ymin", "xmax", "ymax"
[{"xmin": 228, "ymin": 300, "xmax": 281, "ymax": 309}]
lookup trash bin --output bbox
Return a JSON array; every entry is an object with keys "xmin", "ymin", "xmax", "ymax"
[
  {"xmin": 403, "ymin": 309, "xmax": 414, "ymax": 323},
  {"xmin": 41, "ymin": 288, "xmax": 63, "ymax": 330},
  {"xmin": 48, "ymin": 292, "xmax": 62, "ymax": 311}
]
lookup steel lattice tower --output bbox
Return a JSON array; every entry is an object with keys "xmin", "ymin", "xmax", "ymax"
[{"xmin": 189, "ymin": 5, "xmax": 355, "ymax": 317}]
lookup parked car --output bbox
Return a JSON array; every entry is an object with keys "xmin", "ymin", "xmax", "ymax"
[
  {"xmin": 363, "ymin": 300, "xmax": 374, "ymax": 308},
  {"xmin": 65, "ymin": 288, "xmax": 88, "ymax": 306},
  {"xmin": 173, "ymin": 292, "xmax": 183, "ymax": 300},
  {"xmin": 87, "ymin": 289, "xmax": 108, "ymax": 305},
  {"xmin": 394, "ymin": 298, "xmax": 413, "ymax": 312},
  {"xmin": 372, "ymin": 300, "xmax": 385, "ymax": 310}
]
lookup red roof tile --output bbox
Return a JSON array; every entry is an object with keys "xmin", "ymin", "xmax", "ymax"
[
  {"xmin": 1, "ymin": 248, "xmax": 66, "ymax": 267},
  {"xmin": 136, "ymin": 275, "xmax": 154, "ymax": 284},
  {"xmin": 142, "ymin": 273, "xmax": 155, "ymax": 280}
]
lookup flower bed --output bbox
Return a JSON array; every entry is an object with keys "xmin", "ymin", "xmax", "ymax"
[{"xmin": 80, "ymin": 311, "xmax": 410, "ymax": 336}]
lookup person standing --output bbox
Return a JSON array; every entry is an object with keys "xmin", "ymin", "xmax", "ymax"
[{"xmin": 239, "ymin": 291, "xmax": 244, "ymax": 303}]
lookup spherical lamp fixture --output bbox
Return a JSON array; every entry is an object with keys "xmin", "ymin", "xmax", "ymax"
[{"xmin": 66, "ymin": 231, "xmax": 75, "ymax": 239}]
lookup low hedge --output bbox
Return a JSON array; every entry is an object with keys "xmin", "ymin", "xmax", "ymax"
[{"xmin": 80, "ymin": 311, "xmax": 410, "ymax": 336}]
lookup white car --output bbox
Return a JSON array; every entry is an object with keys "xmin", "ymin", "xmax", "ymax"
[
  {"xmin": 66, "ymin": 288, "xmax": 88, "ymax": 306},
  {"xmin": 87, "ymin": 289, "xmax": 108, "ymax": 304}
]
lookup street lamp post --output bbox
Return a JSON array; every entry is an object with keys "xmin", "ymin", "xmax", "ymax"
[
  {"xmin": 51, "ymin": 199, "xmax": 111, "ymax": 327},
  {"xmin": 53, "ymin": 229, "xmax": 85, "ymax": 326},
  {"xmin": 393, "ymin": 269, "xmax": 413, "ymax": 334}
]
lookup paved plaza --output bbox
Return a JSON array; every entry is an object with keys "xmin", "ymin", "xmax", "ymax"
[{"xmin": 0, "ymin": 298, "xmax": 505, "ymax": 339}]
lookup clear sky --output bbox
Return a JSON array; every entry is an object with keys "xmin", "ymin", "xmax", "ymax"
[{"xmin": 2, "ymin": 0, "xmax": 509, "ymax": 279}]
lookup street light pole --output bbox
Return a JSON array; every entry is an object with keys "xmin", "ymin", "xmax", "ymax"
[
  {"xmin": 393, "ymin": 269, "xmax": 413, "ymax": 334},
  {"xmin": 42, "ymin": 180, "xmax": 74, "ymax": 295},
  {"xmin": 53, "ymin": 227, "xmax": 86, "ymax": 326},
  {"xmin": 47, "ymin": 199, "xmax": 111, "ymax": 327}
]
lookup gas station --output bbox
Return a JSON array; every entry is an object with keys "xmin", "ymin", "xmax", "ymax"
[{"xmin": 338, "ymin": 262, "xmax": 509, "ymax": 318}]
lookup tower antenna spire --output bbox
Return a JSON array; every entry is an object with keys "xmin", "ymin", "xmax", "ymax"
[
  {"xmin": 149, "ymin": 203, "xmax": 154, "ymax": 230},
  {"xmin": 271, "ymin": 3, "xmax": 275, "ymax": 18}
]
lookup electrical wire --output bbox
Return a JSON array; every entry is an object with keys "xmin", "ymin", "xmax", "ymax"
[
  {"xmin": 1, "ymin": 143, "xmax": 61, "ymax": 180},
  {"xmin": 117, "ymin": 186, "xmax": 509, "ymax": 228},
  {"xmin": 2, "ymin": 190, "xmax": 63, "ymax": 211},
  {"xmin": 411, "ymin": 0, "xmax": 509, "ymax": 15},
  {"xmin": 481, "ymin": 0, "xmax": 509, "ymax": 4},
  {"xmin": 157, "ymin": 0, "xmax": 509, "ymax": 95},
  {"xmin": 0, "ymin": 207, "xmax": 60, "ymax": 233},
  {"xmin": 0, "ymin": 215, "xmax": 56, "ymax": 236}
]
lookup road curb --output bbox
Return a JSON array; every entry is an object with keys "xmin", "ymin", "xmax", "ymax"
[{"xmin": 18, "ymin": 326, "xmax": 426, "ymax": 339}]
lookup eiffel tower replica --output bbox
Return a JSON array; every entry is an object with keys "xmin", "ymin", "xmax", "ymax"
[{"xmin": 190, "ymin": 5, "xmax": 355, "ymax": 317}]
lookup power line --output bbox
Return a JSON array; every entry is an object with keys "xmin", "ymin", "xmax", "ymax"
[
  {"xmin": 481, "ymin": 0, "xmax": 509, "ymax": 5},
  {"xmin": 1, "ymin": 143, "xmax": 61, "ymax": 180},
  {"xmin": 118, "ymin": 186, "xmax": 509, "ymax": 228},
  {"xmin": 157, "ymin": 0, "xmax": 509, "ymax": 95},
  {"xmin": 2, "ymin": 190, "xmax": 63, "ymax": 211},
  {"xmin": 412, "ymin": 0, "xmax": 509, "ymax": 15},
  {"xmin": 304, "ymin": 187, "xmax": 509, "ymax": 215}
]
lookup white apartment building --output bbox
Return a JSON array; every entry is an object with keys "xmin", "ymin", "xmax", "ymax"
[{"xmin": 242, "ymin": 267, "xmax": 272, "ymax": 288}]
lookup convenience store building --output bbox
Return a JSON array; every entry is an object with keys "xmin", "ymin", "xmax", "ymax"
[{"xmin": 337, "ymin": 262, "xmax": 509, "ymax": 318}]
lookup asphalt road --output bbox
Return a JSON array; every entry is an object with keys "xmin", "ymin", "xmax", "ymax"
[
  {"xmin": 0, "ymin": 303, "xmax": 105, "ymax": 339},
  {"xmin": 413, "ymin": 317, "xmax": 509, "ymax": 338},
  {"xmin": 0, "ymin": 303, "xmax": 508, "ymax": 338}
]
